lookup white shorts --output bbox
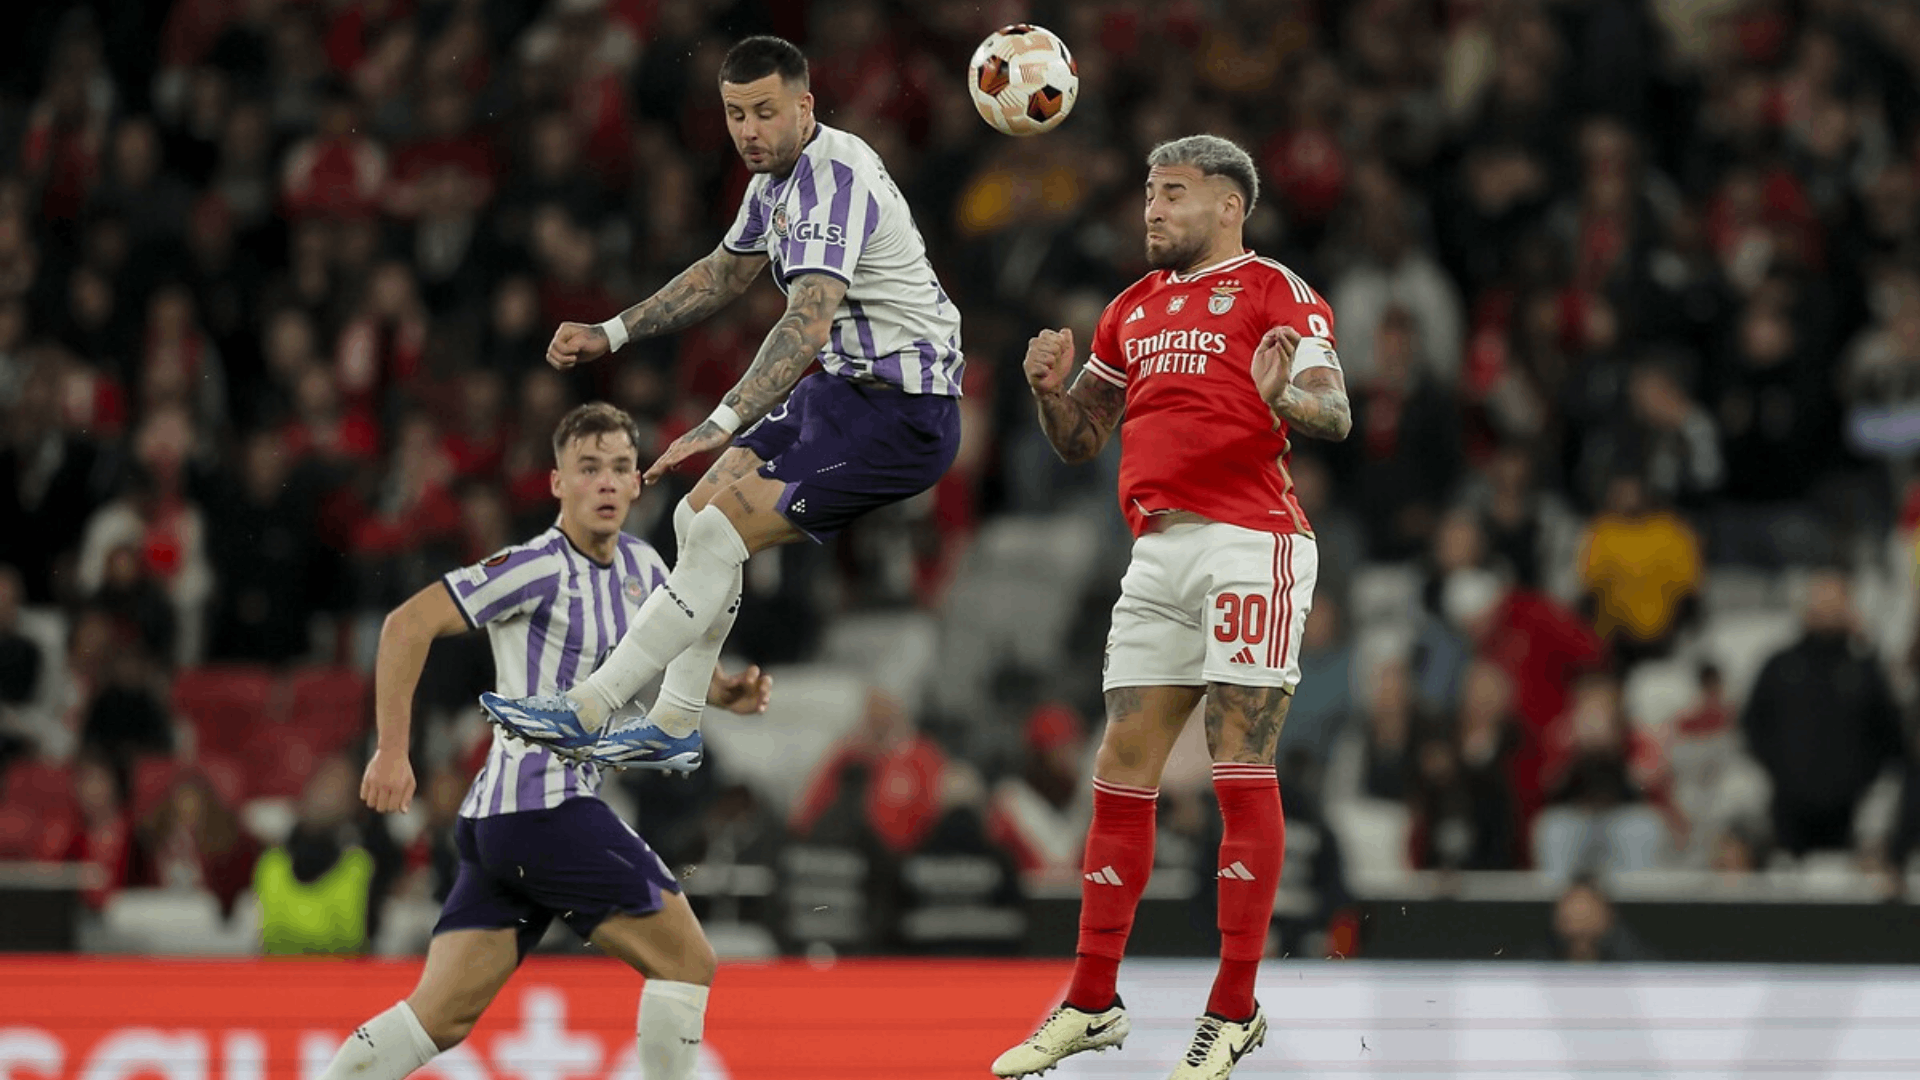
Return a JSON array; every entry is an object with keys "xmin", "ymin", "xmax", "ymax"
[{"xmin": 1102, "ymin": 522, "xmax": 1319, "ymax": 692}]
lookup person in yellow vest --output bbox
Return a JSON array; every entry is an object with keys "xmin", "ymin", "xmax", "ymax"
[
  {"xmin": 255, "ymin": 754, "xmax": 397, "ymax": 955},
  {"xmin": 1578, "ymin": 471, "xmax": 1703, "ymax": 668}
]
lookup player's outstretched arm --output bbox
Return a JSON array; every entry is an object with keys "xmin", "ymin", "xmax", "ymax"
[
  {"xmin": 363, "ymin": 584, "xmax": 471, "ymax": 813},
  {"xmin": 1025, "ymin": 327, "xmax": 1126, "ymax": 464},
  {"xmin": 1252, "ymin": 326, "xmax": 1352, "ymax": 442},
  {"xmin": 547, "ymin": 244, "xmax": 769, "ymax": 370},
  {"xmin": 644, "ymin": 272, "xmax": 847, "ymax": 483}
]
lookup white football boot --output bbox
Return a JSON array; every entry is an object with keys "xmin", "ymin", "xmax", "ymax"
[
  {"xmin": 1166, "ymin": 1004, "xmax": 1268, "ymax": 1079},
  {"xmin": 991, "ymin": 998, "xmax": 1130, "ymax": 1077}
]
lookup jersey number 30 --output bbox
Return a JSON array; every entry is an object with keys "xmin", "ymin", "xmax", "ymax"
[{"xmin": 1213, "ymin": 592, "xmax": 1270, "ymax": 644}]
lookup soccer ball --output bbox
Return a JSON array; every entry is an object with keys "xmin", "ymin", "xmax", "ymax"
[{"xmin": 968, "ymin": 24, "xmax": 1079, "ymax": 137}]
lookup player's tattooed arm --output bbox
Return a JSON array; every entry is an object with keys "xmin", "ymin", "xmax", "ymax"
[
  {"xmin": 615, "ymin": 244, "xmax": 769, "ymax": 342},
  {"xmin": 1272, "ymin": 366, "xmax": 1352, "ymax": 442},
  {"xmin": 719, "ymin": 272, "xmax": 847, "ymax": 426},
  {"xmin": 1036, "ymin": 370, "xmax": 1128, "ymax": 463}
]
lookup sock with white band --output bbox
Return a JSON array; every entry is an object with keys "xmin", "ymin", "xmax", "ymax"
[
  {"xmin": 315, "ymin": 1001, "xmax": 440, "ymax": 1080},
  {"xmin": 573, "ymin": 505, "xmax": 751, "ymax": 728},
  {"xmin": 651, "ymin": 498, "xmax": 742, "ymax": 737},
  {"xmin": 638, "ymin": 979, "xmax": 710, "ymax": 1080}
]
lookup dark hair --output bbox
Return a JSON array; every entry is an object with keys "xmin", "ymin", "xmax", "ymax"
[
  {"xmin": 719, "ymin": 35, "xmax": 809, "ymax": 88},
  {"xmin": 1147, "ymin": 135, "xmax": 1260, "ymax": 213},
  {"xmin": 551, "ymin": 402, "xmax": 642, "ymax": 462}
]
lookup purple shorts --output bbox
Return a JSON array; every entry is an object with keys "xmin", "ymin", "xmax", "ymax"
[
  {"xmin": 734, "ymin": 373, "xmax": 961, "ymax": 540},
  {"xmin": 433, "ymin": 797, "xmax": 681, "ymax": 957}
]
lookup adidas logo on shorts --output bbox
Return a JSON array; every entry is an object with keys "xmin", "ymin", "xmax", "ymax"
[{"xmin": 1228, "ymin": 646, "xmax": 1256, "ymax": 665}]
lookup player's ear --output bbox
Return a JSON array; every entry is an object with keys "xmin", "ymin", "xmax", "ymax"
[{"xmin": 549, "ymin": 468, "xmax": 562, "ymax": 500}]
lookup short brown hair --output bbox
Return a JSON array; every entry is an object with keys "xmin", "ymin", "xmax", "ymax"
[{"xmin": 551, "ymin": 402, "xmax": 642, "ymax": 462}]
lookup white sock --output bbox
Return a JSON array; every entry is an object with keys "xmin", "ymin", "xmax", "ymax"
[
  {"xmin": 316, "ymin": 1001, "xmax": 439, "ymax": 1080},
  {"xmin": 575, "ymin": 505, "xmax": 750, "ymax": 729},
  {"xmin": 638, "ymin": 979, "xmax": 710, "ymax": 1080},
  {"xmin": 650, "ymin": 574, "xmax": 741, "ymax": 738}
]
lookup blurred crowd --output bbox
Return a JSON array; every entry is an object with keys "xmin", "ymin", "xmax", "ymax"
[{"xmin": 6, "ymin": 0, "xmax": 1920, "ymax": 957}]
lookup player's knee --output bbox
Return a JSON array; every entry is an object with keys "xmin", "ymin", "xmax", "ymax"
[
  {"xmin": 675, "ymin": 937, "xmax": 719, "ymax": 986},
  {"xmin": 673, "ymin": 496, "xmax": 698, "ymax": 549},
  {"xmin": 685, "ymin": 503, "xmax": 750, "ymax": 561}
]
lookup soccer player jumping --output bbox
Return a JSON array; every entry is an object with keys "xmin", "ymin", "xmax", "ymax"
[
  {"xmin": 480, "ymin": 35, "xmax": 963, "ymax": 772},
  {"xmin": 992, "ymin": 135, "xmax": 1351, "ymax": 1080}
]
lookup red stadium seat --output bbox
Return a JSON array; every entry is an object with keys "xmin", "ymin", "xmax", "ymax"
[
  {"xmin": 243, "ymin": 727, "xmax": 324, "ymax": 801},
  {"xmin": 284, "ymin": 666, "xmax": 371, "ymax": 756},
  {"xmin": 131, "ymin": 756, "xmax": 182, "ymax": 819},
  {"xmin": 171, "ymin": 665, "xmax": 278, "ymax": 757}
]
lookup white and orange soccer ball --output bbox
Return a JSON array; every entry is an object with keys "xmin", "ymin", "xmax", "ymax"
[{"xmin": 967, "ymin": 24, "xmax": 1079, "ymax": 137}]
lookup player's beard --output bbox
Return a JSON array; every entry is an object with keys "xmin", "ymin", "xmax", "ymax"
[{"xmin": 1145, "ymin": 230, "xmax": 1207, "ymax": 272}]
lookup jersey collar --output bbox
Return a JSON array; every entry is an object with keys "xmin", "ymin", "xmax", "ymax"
[{"xmin": 1167, "ymin": 250, "xmax": 1258, "ymax": 284}]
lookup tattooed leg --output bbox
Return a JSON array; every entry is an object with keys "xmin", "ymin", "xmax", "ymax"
[
  {"xmin": 1203, "ymin": 683, "xmax": 1292, "ymax": 765},
  {"xmin": 1093, "ymin": 684, "xmax": 1206, "ymax": 788}
]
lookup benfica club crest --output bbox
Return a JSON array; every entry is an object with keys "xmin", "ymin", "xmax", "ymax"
[{"xmin": 1208, "ymin": 283, "xmax": 1242, "ymax": 315}]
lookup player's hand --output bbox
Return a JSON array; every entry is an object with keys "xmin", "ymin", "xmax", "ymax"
[
  {"xmin": 1023, "ymin": 328, "xmax": 1075, "ymax": 396},
  {"xmin": 644, "ymin": 420, "xmax": 733, "ymax": 485},
  {"xmin": 709, "ymin": 663, "xmax": 773, "ymax": 715},
  {"xmin": 360, "ymin": 747, "xmax": 416, "ymax": 814},
  {"xmin": 1250, "ymin": 325, "xmax": 1303, "ymax": 407},
  {"xmin": 547, "ymin": 321, "xmax": 613, "ymax": 371}
]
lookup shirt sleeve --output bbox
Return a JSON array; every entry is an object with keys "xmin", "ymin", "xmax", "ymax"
[
  {"xmin": 1275, "ymin": 268, "xmax": 1340, "ymax": 376},
  {"xmin": 1083, "ymin": 296, "xmax": 1129, "ymax": 388},
  {"xmin": 773, "ymin": 155, "xmax": 875, "ymax": 285},
  {"xmin": 440, "ymin": 544, "xmax": 560, "ymax": 628},
  {"xmin": 722, "ymin": 177, "xmax": 770, "ymax": 255}
]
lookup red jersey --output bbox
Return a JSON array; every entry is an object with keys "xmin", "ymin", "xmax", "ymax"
[{"xmin": 1084, "ymin": 251, "xmax": 1338, "ymax": 537}]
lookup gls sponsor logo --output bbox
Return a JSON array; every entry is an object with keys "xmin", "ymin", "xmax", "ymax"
[{"xmin": 791, "ymin": 220, "xmax": 846, "ymax": 246}]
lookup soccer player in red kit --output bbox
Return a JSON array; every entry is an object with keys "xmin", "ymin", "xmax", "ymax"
[{"xmin": 993, "ymin": 135, "xmax": 1351, "ymax": 1080}]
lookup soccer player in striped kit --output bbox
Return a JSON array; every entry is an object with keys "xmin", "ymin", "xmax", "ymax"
[
  {"xmin": 478, "ymin": 34, "xmax": 964, "ymax": 770},
  {"xmin": 321, "ymin": 403, "xmax": 772, "ymax": 1080},
  {"xmin": 993, "ymin": 135, "xmax": 1351, "ymax": 1080}
]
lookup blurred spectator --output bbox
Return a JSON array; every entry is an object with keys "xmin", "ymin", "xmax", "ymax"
[
  {"xmin": 1284, "ymin": 598, "xmax": 1355, "ymax": 767},
  {"xmin": 791, "ymin": 690, "xmax": 948, "ymax": 858},
  {"xmin": 985, "ymin": 702, "xmax": 1090, "ymax": 876},
  {"xmin": 0, "ymin": 357, "xmax": 117, "ymax": 604},
  {"xmin": 0, "ymin": 565, "xmax": 42, "ymax": 708},
  {"xmin": 255, "ymin": 754, "xmax": 400, "ymax": 955},
  {"xmin": 1743, "ymin": 571, "xmax": 1903, "ymax": 856},
  {"xmin": 1459, "ymin": 444, "xmax": 1581, "ymax": 597},
  {"xmin": 281, "ymin": 82, "xmax": 386, "ymax": 220},
  {"xmin": 1359, "ymin": 657, "xmax": 1422, "ymax": 802},
  {"xmin": 1327, "ymin": 162, "xmax": 1465, "ymax": 386},
  {"xmin": 1576, "ymin": 471, "xmax": 1703, "ymax": 668},
  {"xmin": 203, "ymin": 429, "xmax": 327, "ymax": 663},
  {"xmin": 90, "ymin": 543, "xmax": 178, "ymax": 663},
  {"xmin": 1409, "ymin": 661, "xmax": 1521, "ymax": 871},
  {"xmin": 1534, "ymin": 672, "xmax": 1673, "ymax": 878},
  {"xmin": 133, "ymin": 766, "xmax": 257, "ymax": 919},
  {"xmin": 401, "ymin": 768, "xmax": 466, "ymax": 904},
  {"xmin": 1536, "ymin": 875, "xmax": 1655, "ymax": 962},
  {"xmin": 78, "ymin": 646, "xmax": 174, "ymax": 770},
  {"xmin": 73, "ymin": 405, "xmax": 213, "ymax": 666},
  {"xmin": 57, "ymin": 750, "xmax": 133, "ymax": 910},
  {"xmin": 1578, "ymin": 356, "xmax": 1725, "ymax": 511},
  {"xmin": 1346, "ymin": 306, "xmax": 1466, "ymax": 560}
]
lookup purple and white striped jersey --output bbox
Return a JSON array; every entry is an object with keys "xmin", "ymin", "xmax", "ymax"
[
  {"xmin": 723, "ymin": 123, "xmax": 965, "ymax": 396},
  {"xmin": 441, "ymin": 527, "xmax": 670, "ymax": 818}
]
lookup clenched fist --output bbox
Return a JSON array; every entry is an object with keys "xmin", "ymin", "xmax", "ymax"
[
  {"xmin": 1024, "ymin": 327, "xmax": 1075, "ymax": 396},
  {"xmin": 547, "ymin": 321, "xmax": 614, "ymax": 371}
]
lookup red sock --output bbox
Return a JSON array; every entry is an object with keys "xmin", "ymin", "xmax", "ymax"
[
  {"xmin": 1207, "ymin": 762, "xmax": 1283, "ymax": 1020},
  {"xmin": 1065, "ymin": 777, "xmax": 1157, "ymax": 1011}
]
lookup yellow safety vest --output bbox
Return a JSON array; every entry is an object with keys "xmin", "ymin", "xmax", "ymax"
[{"xmin": 254, "ymin": 845, "xmax": 373, "ymax": 956}]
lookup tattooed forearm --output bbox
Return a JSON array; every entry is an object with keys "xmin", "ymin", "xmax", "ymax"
[
  {"xmin": 1205, "ymin": 682, "xmax": 1292, "ymax": 764},
  {"xmin": 720, "ymin": 273, "xmax": 845, "ymax": 426},
  {"xmin": 1036, "ymin": 371, "xmax": 1127, "ymax": 464},
  {"xmin": 618, "ymin": 245, "xmax": 767, "ymax": 342},
  {"xmin": 1271, "ymin": 383, "xmax": 1351, "ymax": 441}
]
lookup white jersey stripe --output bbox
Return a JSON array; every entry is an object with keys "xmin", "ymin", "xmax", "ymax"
[{"xmin": 444, "ymin": 528, "xmax": 670, "ymax": 819}]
